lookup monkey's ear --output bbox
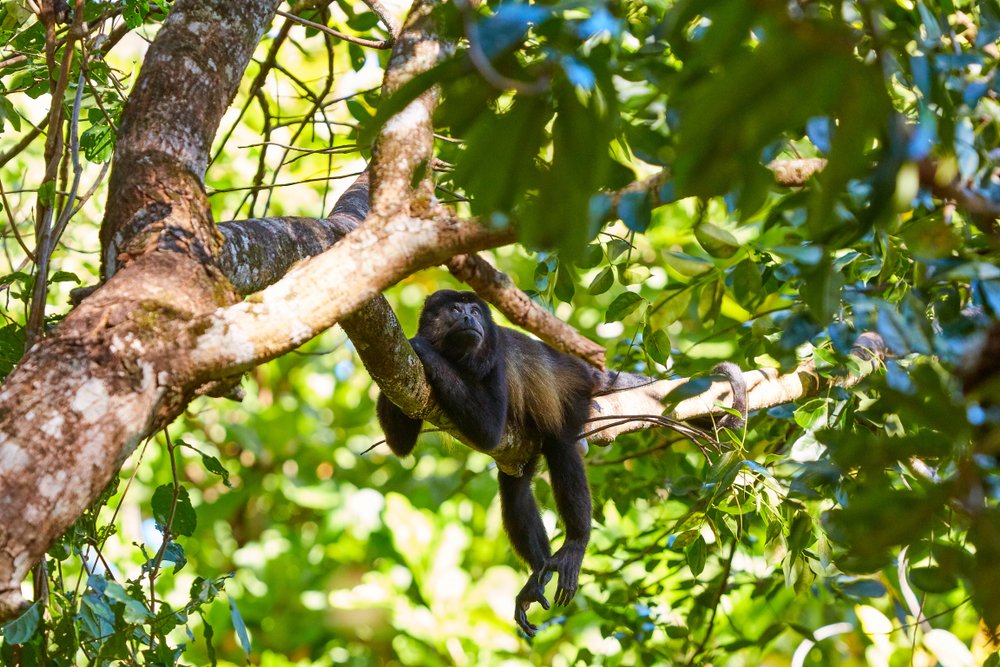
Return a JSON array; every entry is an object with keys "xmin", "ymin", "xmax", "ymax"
[{"xmin": 376, "ymin": 393, "xmax": 422, "ymax": 456}]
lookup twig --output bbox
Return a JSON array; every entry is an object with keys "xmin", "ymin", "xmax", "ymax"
[
  {"xmin": 207, "ymin": 170, "xmax": 364, "ymax": 195},
  {"xmin": 0, "ymin": 126, "xmax": 43, "ymax": 169},
  {"xmin": 0, "ymin": 179, "xmax": 35, "ymax": 261},
  {"xmin": 360, "ymin": 0, "xmax": 400, "ymax": 38},
  {"xmin": 688, "ymin": 537, "xmax": 738, "ymax": 664},
  {"xmin": 209, "ymin": 18, "xmax": 293, "ymax": 167},
  {"xmin": 276, "ymin": 9, "xmax": 392, "ymax": 49},
  {"xmin": 262, "ymin": 17, "xmax": 340, "ymax": 215},
  {"xmin": 26, "ymin": 0, "xmax": 83, "ymax": 348},
  {"xmin": 66, "ymin": 160, "xmax": 110, "ymax": 220},
  {"xmin": 0, "ymin": 54, "xmax": 28, "ymax": 69},
  {"xmin": 50, "ymin": 68, "xmax": 86, "ymax": 247},
  {"xmin": 148, "ymin": 429, "xmax": 182, "ymax": 613}
]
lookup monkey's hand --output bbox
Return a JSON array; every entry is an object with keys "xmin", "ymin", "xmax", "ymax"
[
  {"xmin": 514, "ymin": 570, "xmax": 552, "ymax": 638},
  {"xmin": 543, "ymin": 542, "xmax": 585, "ymax": 607},
  {"xmin": 409, "ymin": 338, "xmax": 442, "ymax": 377}
]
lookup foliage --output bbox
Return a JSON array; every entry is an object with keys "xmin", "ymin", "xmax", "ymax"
[{"xmin": 1, "ymin": 0, "xmax": 999, "ymax": 665}]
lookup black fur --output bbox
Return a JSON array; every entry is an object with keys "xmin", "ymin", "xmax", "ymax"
[{"xmin": 376, "ymin": 290, "xmax": 596, "ymax": 637}]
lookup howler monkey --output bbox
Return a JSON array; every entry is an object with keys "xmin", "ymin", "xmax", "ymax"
[{"xmin": 376, "ymin": 289, "xmax": 746, "ymax": 636}]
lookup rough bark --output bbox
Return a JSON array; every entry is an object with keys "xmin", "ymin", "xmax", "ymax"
[
  {"xmin": 216, "ymin": 173, "xmax": 370, "ymax": 295},
  {"xmin": 100, "ymin": 0, "xmax": 282, "ymax": 278}
]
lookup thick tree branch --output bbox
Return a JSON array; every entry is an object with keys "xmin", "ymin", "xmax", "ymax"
[
  {"xmin": 100, "ymin": 0, "xmax": 282, "ymax": 278},
  {"xmin": 368, "ymin": 0, "xmax": 443, "ymax": 219},
  {"xmin": 190, "ymin": 213, "xmax": 516, "ymax": 376},
  {"xmin": 216, "ymin": 173, "xmax": 370, "ymax": 294}
]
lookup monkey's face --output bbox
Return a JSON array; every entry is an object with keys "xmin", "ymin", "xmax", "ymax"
[{"xmin": 420, "ymin": 290, "xmax": 495, "ymax": 357}]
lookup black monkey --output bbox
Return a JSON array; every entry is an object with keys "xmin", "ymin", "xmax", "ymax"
[
  {"xmin": 376, "ymin": 290, "xmax": 747, "ymax": 636},
  {"xmin": 376, "ymin": 290, "xmax": 597, "ymax": 636}
]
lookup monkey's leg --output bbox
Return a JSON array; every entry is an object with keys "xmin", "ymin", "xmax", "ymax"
[
  {"xmin": 541, "ymin": 439, "xmax": 591, "ymax": 607},
  {"xmin": 498, "ymin": 460, "xmax": 552, "ymax": 637},
  {"xmin": 376, "ymin": 394, "xmax": 422, "ymax": 456}
]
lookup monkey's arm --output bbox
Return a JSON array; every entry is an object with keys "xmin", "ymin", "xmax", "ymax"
[
  {"xmin": 376, "ymin": 394, "xmax": 422, "ymax": 456},
  {"xmin": 499, "ymin": 463, "xmax": 553, "ymax": 638},
  {"xmin": 541, "ymin": 439, "xmax": 591, "ymax": 607},
  {"xmin": 409, "ymin": 336, "xmax": 508, "ymax": 450}
]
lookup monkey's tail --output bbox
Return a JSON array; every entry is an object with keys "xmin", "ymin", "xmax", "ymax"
[
  {"xmin": 592, "ymin": 370, "xmax": 658, "ymax": 395},
  {"xmin": 712, "ymin": 362, "xmax": 747, "ymax": 431}
]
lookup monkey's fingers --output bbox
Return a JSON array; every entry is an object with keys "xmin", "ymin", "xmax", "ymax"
[
  {"xmin": 554, "ymin": 581, "xmax": 578, "ymax": 607},
  {"xmin": 514, "ymin": 608, "xmax": 537, "ymax": 638}
]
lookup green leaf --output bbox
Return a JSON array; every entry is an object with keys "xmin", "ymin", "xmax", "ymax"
[
  {"xmin": 618, "ymin": 191, "xmax": 652, "ymax": 232},
  {"xmin": 0, "ymin": 323, "xmax": 25, "ymax": 381},
  {"xmin": 605, "ymin": 291, "xmax": 646, "ymax": 322},
  {"xmin": 619, "ymin": 264, "xmax": 651, "ymax": 285},
  {"xmin": 588, "ymin": 267, "xmax": 614, "ymax": 295},
  {"xmin": 694, "ymin": 222, "xmax": 740, "ymax": 258},
  {"xmin": 104, "ymin": 580, "xmax": 151, "ymax": 623},
  {"xmin": 731, "ymin": 259, "xmax": 763, "ymax": 306},
  {"xmin": 0, "ymin": 94, "xmax": 21, "ymax": 132},
  {"xmin": 838, "ymin": 579, "xmax": 887, "ymax": 600},
  {"xmin": 644, "ymin": 328, "xmax": 671, "ymax": 365},
  {"xmin": 577, "ymin": 244, "xmax": 603, "ymax": 269},
  {"xmin": 229, "ymin": 596, "xmax": 252, "ymax": 657},
  {"xmin": 528, "ymin": 81, "xmax": 616, "ymax": 256},
  {"xmin": 161, "ymin": 541, "xmax": 188, "ymax": 573},
  {"xmin": 50, "ymin": 271, "xmax": 80, "ymax": 284},
  {"xmin": 151, "ymin": 484, "xmax": 197, "ymax": 537},
  {"xmin": 800, "ymin": 259, "xmax": 844, "ymax": 323},
  {"xmin": 201, "ymin": 454, "xmax": 232, "ymax": 488},
  {"xmin": 80, "ymin": 123, "xmax": 116, "ymax": 163},
  {"xmin": 37, "ymin": 180, "xmax": 55, "ymax": 206},
  {"xmin": 346, "ymin": 12, "xmax": 379, "ymax": 31},
  {"xmin": 201, "ymin": 613, "xmax": 218, "ymax": 667},
  {"xmin": 554, "ymin": 264, "xmax": 575, "ymax": 303},
  {"xmin": 663, "ymin": 252, "xmax": 712, "ymax": 277},
  {"xmin": 453, "ymin": 96, "xmax": 552, "ymax": 219},
  {"xmin": 909, "ymin": 566, "xmax": 958, "ymax": 593},
  {"xmin": 686, "ymin": 536, "xmax": 707, "ymax": 576},
  {"xmin": 1, "ymin": 601, "xmax": 40, "ymax": 644},
  {"xmin": 606, "ymin": 239, "xmax": 631, "ymax": 261}
]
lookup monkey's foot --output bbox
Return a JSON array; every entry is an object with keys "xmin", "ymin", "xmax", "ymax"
[
  {"xmin": 514, "ymin": 570, "xmax": 552, "ymax": 637},
  {"xmin": 543, "ymin": 543, "xmax": 585, "ymax": 607}
]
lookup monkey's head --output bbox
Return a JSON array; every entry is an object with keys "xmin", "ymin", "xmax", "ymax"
[{"xmin": 418, "ymin": 290, "xmax": 501, "ymax": 365}]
